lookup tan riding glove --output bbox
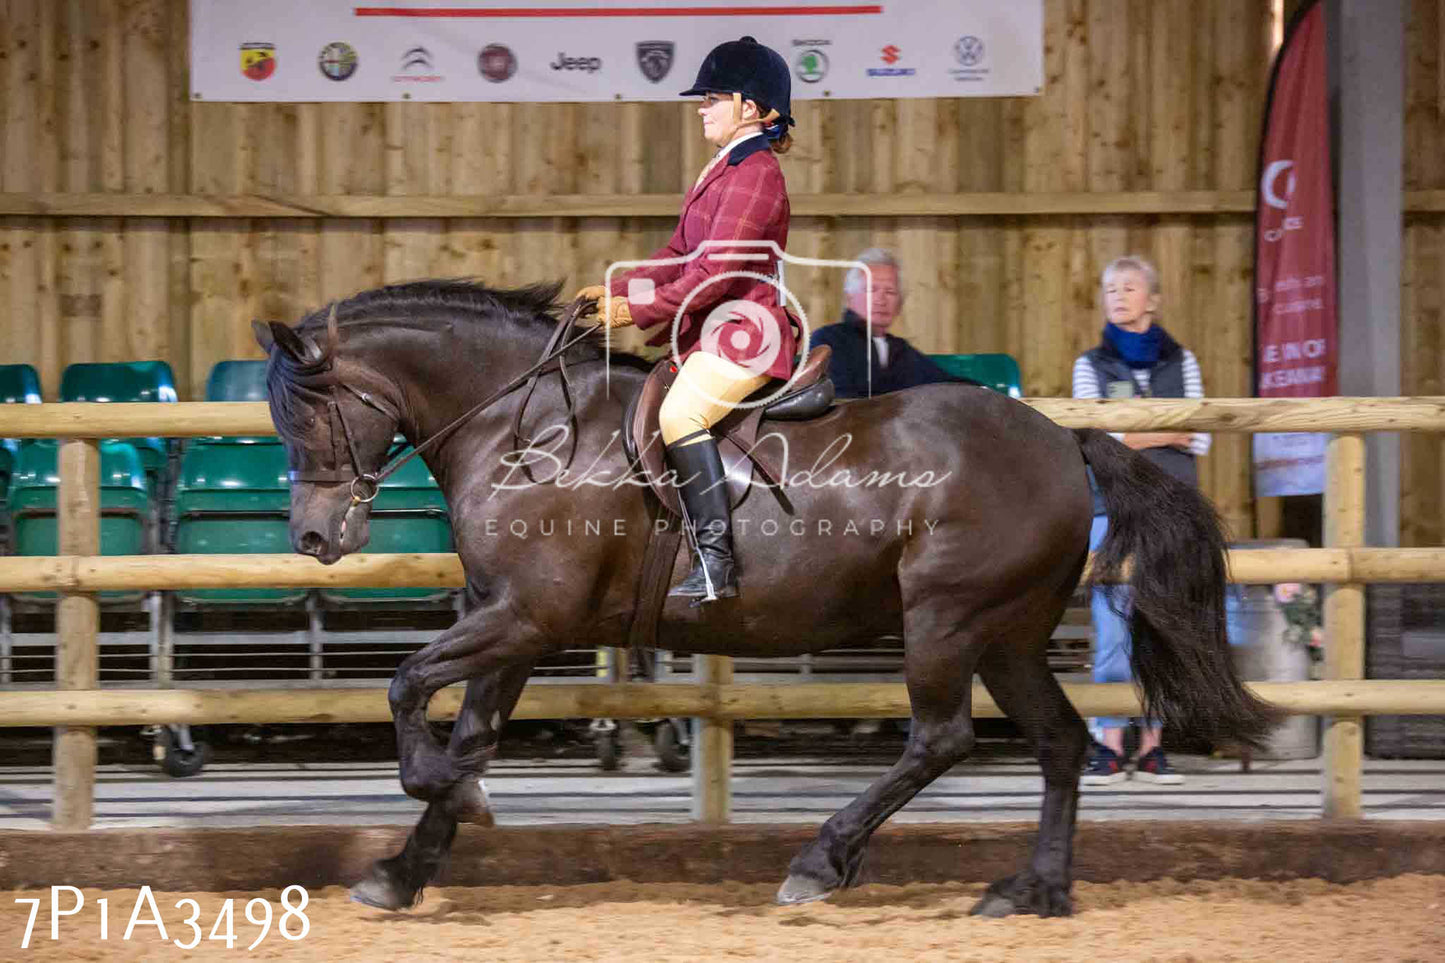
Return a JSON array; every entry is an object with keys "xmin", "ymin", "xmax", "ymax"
[
  {"xmin": 573, "ymin": 284, "xmax": 608, "ymax": 302},
  {"xmin": 597, "ymin": 296, "xmax": 634, "ymax": 329}
]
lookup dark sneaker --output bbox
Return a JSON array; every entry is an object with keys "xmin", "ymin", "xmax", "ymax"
[
  {"xmin": 1081, "ymin": 743, "xmax": 1128, "ymax": 786},
  {"xmin": 1133, "ymin": 747, "xmax": 1184, "ymax": 784}
]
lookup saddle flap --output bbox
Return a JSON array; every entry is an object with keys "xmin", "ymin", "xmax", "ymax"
[{"xmin": 632, "ymin": 359, "xmax": 682, "ymax": 517}]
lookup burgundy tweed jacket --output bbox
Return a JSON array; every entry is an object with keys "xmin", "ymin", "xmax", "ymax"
[{"xmin": 608, "ymin": 135, "xmax": 796, "ymax": 380}]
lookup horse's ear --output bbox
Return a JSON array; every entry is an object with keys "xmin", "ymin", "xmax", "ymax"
[
  {"xmin": 266, "ymin": 320, "xmax": 311, "ymax": 362},
  {"xmin": 252, "ymin": 320, "xmax": 275, "ymax": 354}
]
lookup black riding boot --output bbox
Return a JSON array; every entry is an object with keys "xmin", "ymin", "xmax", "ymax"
[{"xmin": 666, "ymin": 435, "xmax": 737, "ymax": 602}]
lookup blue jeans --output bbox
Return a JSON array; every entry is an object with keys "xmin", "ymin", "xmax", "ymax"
[{"xmin": 1089, "ymin": 513, "xmax": 1137, "ymax": 731}]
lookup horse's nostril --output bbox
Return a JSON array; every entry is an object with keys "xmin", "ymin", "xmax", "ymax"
[{"xmin": 298, "ymin": 531, "xmax": 327, "ymax": 556}]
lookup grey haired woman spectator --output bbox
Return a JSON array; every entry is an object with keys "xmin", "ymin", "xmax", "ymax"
[{"xmin": 1072, "ymin": 254, "xmax": 1210, "ymax": 785}]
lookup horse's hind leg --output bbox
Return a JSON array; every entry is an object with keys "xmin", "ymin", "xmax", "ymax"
[
  {"xmin": 778, "ymin": 598, "xmax": 984, "ymax": 905},
  {"xmin": 970, "ymin": 634, "xmax": 1090, "ymax": 918},
  {"xmin": 352, "ymin": 663, "xmax": 534, "ymax": 911}
]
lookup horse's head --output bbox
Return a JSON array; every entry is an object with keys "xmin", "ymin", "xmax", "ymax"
[{"xmin": 253, "ymin": 313, "xmax": 401, "ymax": 564}]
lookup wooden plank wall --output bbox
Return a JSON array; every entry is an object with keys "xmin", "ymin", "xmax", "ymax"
[
  {"xmin": 1404, "ymin": 0, "xmax": 1445, "ymax": 548},
  {"xmin": 0, "ymin": 0, "xmax": 1294, "ymax": 536}
]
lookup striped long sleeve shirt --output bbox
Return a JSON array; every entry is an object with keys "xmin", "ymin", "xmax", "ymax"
[{"xmin": 1071, "ymin": 351, "xmax": 1212, "ymax": 457}]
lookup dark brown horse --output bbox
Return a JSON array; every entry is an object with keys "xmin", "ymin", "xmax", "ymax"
[{"xmin": 254, "ymin": 280, "xmax": 1275, "ymax": 917}]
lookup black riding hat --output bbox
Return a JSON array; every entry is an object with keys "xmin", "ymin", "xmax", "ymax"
[{"xmin": 680, "ymin": 36, "xmax": 795, "ymax": 133}]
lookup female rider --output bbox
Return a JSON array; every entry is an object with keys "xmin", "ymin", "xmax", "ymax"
[{"xmin": 575, "ymin": 36, "xmax": 796, "ymax": 604}]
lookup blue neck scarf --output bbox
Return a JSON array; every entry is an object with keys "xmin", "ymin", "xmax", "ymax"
[{"xmin": 1102, "ymin": 322, "xmax": 1165, "ymax": 370}]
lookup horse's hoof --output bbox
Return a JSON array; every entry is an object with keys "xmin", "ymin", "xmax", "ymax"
[
  {"xmin": 968, "ymin": 892, "xmax": 1017, "ymax": 918},
  {"xmin": 775, "ymin": 874, "xmax": 836, "ymax": 906},
  {"xmin": 450, "ymin": 777, "xmax": 495, "ymax": 828},
  {"xmin": 969, "ymin": 873, "xmax": 1073, "ymax": 918},
  {"xmin": 349, "ymin": 874, "xmax": 418, "ymax": 912}
]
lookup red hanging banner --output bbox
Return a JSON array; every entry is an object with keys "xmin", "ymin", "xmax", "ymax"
[{"xmin": 1253, "ymin": 0, "xmax": 1337, "ymax": 497}]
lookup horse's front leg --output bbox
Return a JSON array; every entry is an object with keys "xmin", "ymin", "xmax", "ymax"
[
  {"xmin": 389, "ymin": 598, "xmax": 544, "ymax": 803},
  {"xmin": 351, "ymin": 663, "xmax": 535, "ymax": 911},
  {"xmin": 444, "ymin": 662, "xmax": 535, "ymax": 826}
]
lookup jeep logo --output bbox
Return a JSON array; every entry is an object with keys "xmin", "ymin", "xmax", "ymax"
[{"xmin": 550, "ymin": 52, "xmax": 602, "ymax": 73}]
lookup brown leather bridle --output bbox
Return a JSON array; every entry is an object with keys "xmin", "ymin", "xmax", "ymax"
[{"xmin": 282, "ymin": 296, "xmax": 601, "ymax": 506}]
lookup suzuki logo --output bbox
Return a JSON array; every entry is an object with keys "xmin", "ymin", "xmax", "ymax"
[{"xmin": 881, "ymin": 45, "xmax": 901, "ymax": 65}]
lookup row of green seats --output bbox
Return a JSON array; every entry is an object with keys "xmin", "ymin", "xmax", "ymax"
[
  {"xmin": 2, "ymin": 360, "xmax": 454, "ymax": 612},
  {"xmin": 173, "ymin": 426, "xmax": 452, "ymax": 605},
  {"xmin": 7, "ymin": 438, "xmax": 153, "ymax": 604},
  {"xmin": 173, "ymin": 361, "xmax": 454, "ymax": 607},
  {"xmin": 2, "ymin": 363, "xmax": 161, "ymax": 604}
]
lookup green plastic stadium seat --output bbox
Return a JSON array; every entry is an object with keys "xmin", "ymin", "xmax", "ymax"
[
  {"xmin": 322, "ymin": 448, "xmax": 453, "ymax": 606},
  {"xmin": 171, "ymin": 440, "xmax": 305, "ymax": 607},
  {"xmin": 928, "ymin": 353, "xmax": 1023, "ymax": 399},
  {"xmin": 0, "ymin": 364, "xmax": 42, "ymax": 497},
  {"xmin": 6, "ymin": 439, "xmax": 152, "ymax": 603},
  {"xmin": 60, "ymin": 361, "xmax": 178, "ymax": 482},
  {"xmin": 205, "ymin": 360, "xmax": 268, "ymax": 402},
  {"xmin": 201, "ymin": 360, "xmax": 275, "ymax": 446},
  {"xmin": 0, "ymin": 364, "xmax": 42, "ymax": 405},
  {"xmin": 60, "ymin": 360, "xmax": 177, "ymax": 405}
]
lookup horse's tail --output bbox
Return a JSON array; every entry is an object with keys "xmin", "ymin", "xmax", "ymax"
[{"xmin": 1074, "ymin": 428, "xmax": 1279, "ymax": 750}]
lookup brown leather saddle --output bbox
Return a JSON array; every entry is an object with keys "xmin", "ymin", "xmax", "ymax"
[{"xmin": 622, "ymin": 345, "xmax": 836, "ymax": 517}]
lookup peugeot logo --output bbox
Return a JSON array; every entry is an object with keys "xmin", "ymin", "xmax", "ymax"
[{"xmin": 636, "ymin": 41, "xmax": 674, "ymax": 83}]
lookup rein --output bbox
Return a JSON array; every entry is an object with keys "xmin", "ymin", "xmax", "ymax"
[{"xmin": 285, "ymin": 296, "xmax": 601, "ymax": 505}]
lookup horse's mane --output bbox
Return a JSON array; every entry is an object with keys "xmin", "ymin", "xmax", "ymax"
[
  {"xmin": 267, "ymin": 278, "xmax": 651, "ymax": 442},
  {"xmin": 292, "ymin": 278, "xmax": 651, "ymax": 371},
  {"xmin": 294, "ymin": 278, "xmax": 568, "ymax": 334}
]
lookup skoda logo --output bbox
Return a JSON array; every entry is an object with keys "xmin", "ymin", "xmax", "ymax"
[{"xmin": 794, "ymin": 47, "xmax": 828, "ymax": 84}]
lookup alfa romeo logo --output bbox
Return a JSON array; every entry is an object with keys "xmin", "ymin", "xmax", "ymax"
[{"xmin": 318, "ymin": 42, "xmax": 358, "ymax": 81}]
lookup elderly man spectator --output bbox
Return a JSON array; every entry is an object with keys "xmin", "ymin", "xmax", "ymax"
[{"xmin": 810, "ymin": 248, "xmax": 978, "ymax": 398}]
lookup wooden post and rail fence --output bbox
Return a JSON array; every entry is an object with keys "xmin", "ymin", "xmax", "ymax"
[{"xmin": 2, "ymin": 396, "xmax": 1445, "ymax": 830}]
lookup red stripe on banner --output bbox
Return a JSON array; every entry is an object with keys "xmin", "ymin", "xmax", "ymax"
[
  {"xmin": 1254, "ymin": 0, "xmax": 1337, "ymax": 399},
  {"xmin": 355, "ymin": 5, "xmax": 884, "ymax": 16}
]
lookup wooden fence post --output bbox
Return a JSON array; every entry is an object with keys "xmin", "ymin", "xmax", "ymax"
[
  {"xmin": 691, "ymin": 654, "xmax": 733, "ymax": 823},
  {"xmin": 54, "ymin": 438, "xmax": 101, "ymax": 831},
  {"xmin": 1323, "ymin": 432, "xmax": 1366, "ymax": 818}
]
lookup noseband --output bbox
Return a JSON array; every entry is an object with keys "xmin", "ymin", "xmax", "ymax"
[{"xmin": 283, "ymin": 296, "xmax": 601, "ymax": 506}]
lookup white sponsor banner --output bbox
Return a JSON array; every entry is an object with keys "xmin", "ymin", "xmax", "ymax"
[
  {"xmin": 191, "ymin": 0, "xmax": 1042, "ymax": 103},
  {"xmin": 1253, "ymin": 432, "xmax": 1329, "ymax": 498}
]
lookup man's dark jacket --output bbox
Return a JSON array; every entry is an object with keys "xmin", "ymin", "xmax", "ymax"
[{"xmin": 811, "ymin": 310, "xmax": 979, "ymax": 398}]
